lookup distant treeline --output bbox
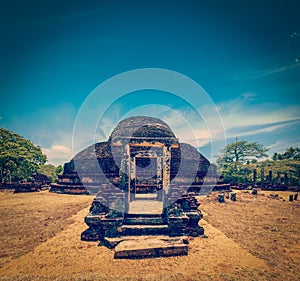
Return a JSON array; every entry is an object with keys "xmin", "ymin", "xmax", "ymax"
[
  {"xmin": 216, "ymin": 139, "xmax": 300, "ymax": 186},
  {"xmin": 0, "ymin": 128, "xmax": 62, "ymax": 183}
]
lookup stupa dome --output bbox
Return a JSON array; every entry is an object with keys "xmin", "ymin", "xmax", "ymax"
[{"xmin": 109, "ymin": 116, "xmax": 176, "ymax": 141}]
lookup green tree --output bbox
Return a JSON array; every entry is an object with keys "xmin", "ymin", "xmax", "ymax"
[
  {"xmin": 251, "ymin": 159, "xmax": 300, "ymax": 186},
  {"xmin": 0, "ymin": 128, "xmax": 47, "ymax": 182},
  {"xmin": 217, "ymin": 139, "xmax": 269, "ymax": 183},
  {"xmin": 38, "ymin": 164, "xmax": 58, "ymax": 182},
  {"xmin": 273, "ymin": 147, "xmax": 300, "ymax": 161},
  {"xmin": 55, "ymin": 165, "xmax": 63, "ymax": 175}
]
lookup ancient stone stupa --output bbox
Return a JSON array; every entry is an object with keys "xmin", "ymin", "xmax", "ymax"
[{"xmin": 53, "ymin": 116, "xmax": 216, "ymax": 258}]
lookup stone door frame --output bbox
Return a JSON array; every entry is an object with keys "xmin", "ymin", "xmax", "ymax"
[{"xmin": 129, "ymin": 143, "xmax": 164, "ymax": 201}]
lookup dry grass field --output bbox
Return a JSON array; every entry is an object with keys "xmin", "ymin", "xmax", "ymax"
[{"xmin": 0, "ymin": 190, "xmax": 299, "ymax": 280}]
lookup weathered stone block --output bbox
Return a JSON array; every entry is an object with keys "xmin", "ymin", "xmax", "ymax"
[
  {"xmin": 81, "ymin": 228, "xmax": 104, "ymax": 241},
  {"xmin": 218, "ymin": 194, "xmax": 225, "ymax": 203},
  {"xmin": 230, "ymin": 192, "xmax": 237, "ymax": 201},
  {"xmin": 114, "ymin": 237, "xmax": 188, "ymax": 259},
  {"xmin": 84, "ymin": 215, "xmax": 104, "ymax": 228},
  {"xmin": 167, "ymin": 214, "xmax": 188, "ymax": 236},
  {"xmin": 185, "ymin": 210, "xmax": 203, "ymax": 227},
  {"xmin": 168, "ymin": 215, "xmax": 189, "ymax": 227},
  {"xmin": 185, "ymin": 225, "xmax": 204, "ymax": 237},
  {"xmin": 121, "ymin": 224, "xmax": 169, "ymax": 236},
  {"xmin": 100, "ymin": 218, "xmax": 124, "ymax": 238}
]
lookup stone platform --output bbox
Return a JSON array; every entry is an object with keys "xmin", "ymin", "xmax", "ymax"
[{"xmin": 112, "ymin": 236, "xmax": 188, "ymax": 259}]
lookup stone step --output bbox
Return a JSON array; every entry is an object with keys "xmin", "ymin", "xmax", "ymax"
[
  {"xmin": 124, "ymin": 216, "xmax": 165, "ymax": 225},
  {"xmin": 102, "ymin": 235, "xmax": 188, "ymax": 249},
  {"xmin": 114, "ymin": 236, "xmax": 188, "ymax": 259},
  {"xmin": 121, "ymin": 224, "xmax": 169, "ymax": 236}
]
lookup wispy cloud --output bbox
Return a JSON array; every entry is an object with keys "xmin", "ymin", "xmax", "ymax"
[
  {"xmin": 227, "ymin": 119, "xmax": 300, "ymax": 138},
  {"xmin": 268, "ymin": 138, "xmax": 300, "ymax": 151},
  {"xmin": 267, "ymin": 137, "xmax": 300, "ymax": 156},
  {"xmin": 217, "ymin": 94, "xmax": 300, "ymax": 133},
  {"xmin": 211, "ymin": 94, "xmax": 300, "ymax": 158},
  {"xmin": 42, "ymin": 145, "xmax": 72, "ymax": 166},
  {"xmin": 233, "ymin": 62, "xmax": 300, "ymax": 80}
]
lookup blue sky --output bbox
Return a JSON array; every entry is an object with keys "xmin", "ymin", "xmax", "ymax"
[{"xmin": 0, "ymin": 0, "xmax": 299, "ymax": 165}]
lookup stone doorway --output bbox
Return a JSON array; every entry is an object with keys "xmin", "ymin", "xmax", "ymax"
[
  {"xmin": 129, "ymin": 144, "xmax": 164, "ymax": 203},
  {"xmin": 132, "ymin": 156, "xmax": 160, "ymax": 200}
]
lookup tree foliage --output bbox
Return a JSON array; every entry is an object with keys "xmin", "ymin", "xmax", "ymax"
[
  {"xmin": 56, "ymin": 165, "xmax": 63, "ymax": 175},
  {"xmin": 217, "ymin": 139, "xmax": 269, "ymax": 183},
  {"xmin": 0, "ymin": 128, "xmax": 47, "ymax": 181},
  {"xmin": 240, "ymin": 159, "xmax": 300, "ymax": 186},
  {"xmin": 273, "ymin": 147, "xmax": 300, "ymax": 161},
  {"xmin": 38, "ymin": 164, "xmax": 62, "ymax": 182},
  {"xmin": 217, "ymin": 140, "xmax": 300, "ymax": 185}
]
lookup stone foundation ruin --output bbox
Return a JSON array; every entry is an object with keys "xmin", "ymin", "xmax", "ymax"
[{"xmin": 54, "ymin": 116, "xmax": 218, "ymax": 258}]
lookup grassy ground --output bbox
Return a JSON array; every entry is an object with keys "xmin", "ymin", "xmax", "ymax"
[{"xmin": 0, "ymin": 190, "xmax": 299, "ymax": 280}]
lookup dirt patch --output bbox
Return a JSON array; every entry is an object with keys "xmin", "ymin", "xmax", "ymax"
[
  {"xmin": 0, "ymin": 191, "xmax": 92, "ymax": 267},
  {"xmin": 0, "ymin": 190, "xmax": 299, "ymax": 280},
  {"xmin": 199, "ymin": 190, "xmax": 300, "ymax": 280},
  {"xmin": 0, "ymin": 205, "xmax": 268, "ymax": 280}
]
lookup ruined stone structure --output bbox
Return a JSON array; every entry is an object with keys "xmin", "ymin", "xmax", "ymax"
[
  {"xmin": 50, "ymin": 161, "xmax": 88, "ymax": 195},
  {"xmin": 74, "ymin": 116, "xmax": 215, "ymax": 258},
  {"xmin": 51, "ymin": 117, "xmax": 219, "ymax": 195},
  {"xmin": 0, "ymin": 172, "xmax": 51, "ymax": 193}
]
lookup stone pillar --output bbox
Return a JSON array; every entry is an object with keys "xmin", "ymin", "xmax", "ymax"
[
  {"xmin": 230, "ymin": 192, "xmax": 236, "ymax": 201},
  {"xmin": 276, "ymin": 172, "xmax": 280, "ymax": 185},
  {"xmin": 156, "ymin": 156, "xmax": 164, "ymax": 201},
  {"xmin": 252, "ymin": 188, "xmax": 258, "ymax": 195},
  {"xmin": 129, "ymin": 156, "xmax": 135, "ymax": 202},
  {"xmin": 261, "ymin": 167, "xmax": 264, "ymax": 188},
  {"xmin": 157, "ymin": 156, "xmax": 163, "ymax": 189},
  {"xmin": 119, "ymin": 143, "xmax": 130, "ymax": 214},
  {"xmin": 253, "ymin": 169, "xmax": 257, "ymax": 186},
  {"xmin": 284, "ymin": 173, "xmax": 289, "ymax": 186},
  {"xmin": 119, "ymin": 143, "xmax": 130, "ymax": 191},
  {"xmin": 163, "ymin": 145, "xmax": 171, "ymax": 191},
  {"xmin": 218, "ymin": 194, "xmax": 225, "ymax": 203},
  {"xmin": 269, "ymin": 170, "xmax": 273, "ymax": 184},
  {"xmin": 130, "ymin": 156, "xmax": 135, "ymax": 182}
]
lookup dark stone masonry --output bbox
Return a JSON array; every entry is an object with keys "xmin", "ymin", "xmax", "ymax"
[{"xmin": 53, "ymin": 116, "xmax": 218, "ymax": 258}]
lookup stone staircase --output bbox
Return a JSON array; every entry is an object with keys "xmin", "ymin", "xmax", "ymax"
[
  {"xmin": 121, "ymin": 213, "xmax": 169, "ymax": 236},
  {"xmin": 83, "ymin": 196, "xmax": 202, "ymax": 259},
  {"xmin": 109, "ymin": 205, "xmax": 188, "ymax": 259}
]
